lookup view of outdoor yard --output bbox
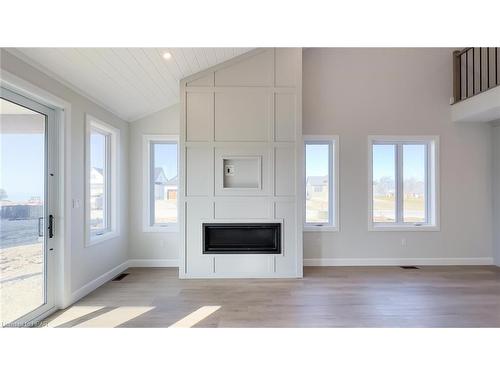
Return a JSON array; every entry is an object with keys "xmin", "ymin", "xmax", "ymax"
[
  {"xmin": 372, "ymin": 143, "xmax": 426, "ymax": 223},
  {"xmin": 154, "ymin": 198, "xmax": 177, "ymax": 223},
  {"xmin": 89, "ymin": 130, "xmax": 107, "ymax": 231},
  {"xmin": 152, "ymin": 142, "xmax": 178, "ymax": 224},
  {"xmin": 1, "ymin": 98, "xmax": 46, "ymax": 325},
  {"xmin": 372, "ymin": 194, "xmax": 425, "ymax": 223},
  {"xmin": 305, "ymin": 143, "xmax": 330, "ymax": 223},
  {"xmin": 0, "ymin": 237, "xmax": 44, "ymax": 325},
  {"xmin": 306, "ymin": 176, "xmax": 329, "ymax": 222}
]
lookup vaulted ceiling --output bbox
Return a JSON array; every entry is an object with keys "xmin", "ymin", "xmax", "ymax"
[{"xmin": 11, "ymin": 48, "xmax": 253, "ymax": 122}]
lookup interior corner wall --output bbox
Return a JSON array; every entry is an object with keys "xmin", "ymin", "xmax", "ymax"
[
  {"xmin": 0, "ymin": 49, "xmax": 130, "ymax": 298},
  {"xmin": 493, "ymin": 124, "xmax": 500, "ymax": 266},
  {"xmin": 303, "ymin": 48, "xmax": 494, "ymax": 264},
  {"xmin": 128, "ymin": 104, "xmax": 180, "ymax": 264}
]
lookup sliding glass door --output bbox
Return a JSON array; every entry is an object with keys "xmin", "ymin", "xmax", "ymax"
[{"xmin": 0, "ymin": 87, "xmax": 56, "ymax": 327}]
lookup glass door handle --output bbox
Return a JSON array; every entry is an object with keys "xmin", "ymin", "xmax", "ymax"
[
  {"xmin": 38, "ymin": 217, "xmax": 44, "ymax": 237},
  {"xmin": 48, "ymin": 214, "xmax": 54, "ymax": 238}
]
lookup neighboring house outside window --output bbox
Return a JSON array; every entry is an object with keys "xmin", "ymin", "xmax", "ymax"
[
  {"xmin": 368, "ymin": 136, "xmax": 439, "ymax": 231},
  {"xmin": 143, "ymin": 135, "xmax": 179, "ymax": 232},
  {"xmin": 90, "ymin": 167, "xmax": 104, "ymax": 213},
  {"xmin": 85, "ymin": 114, "xmax": 120, "ymax": 246},
  {"xmin": 306, "ymin": 176, "xmax": 329, "ymax": 222},
  {"xmin": 304, "ymin": 135, "xmax": 339, "ymax": 231}
]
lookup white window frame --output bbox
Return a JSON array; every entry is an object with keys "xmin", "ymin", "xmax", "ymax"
[
  {"xmin": 85, "ymin": 114, "xmax": 119, "ymax": 246},
  {"xmin": 303, "ymin": 135, "xmax": 339, "ymax": 231},
  {"xmin": 368, "ymin": 135, "xmax": 440, "ymax": 231},
  {"xmin": 142, "ymin": 135, "xmax": 179, "ymax": 232}
]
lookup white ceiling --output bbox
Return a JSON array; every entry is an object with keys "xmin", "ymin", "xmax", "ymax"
[{"xmin": 12, "ymin": 48, "xmax": 253, "ymax": 122}]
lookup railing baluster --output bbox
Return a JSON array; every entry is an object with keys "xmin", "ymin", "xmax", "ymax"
[
  {"xmin": 466, "ymin": 49, "xmax": 468, "ymax": 98},
  {"xmin": 472, "ymin": 48, "xmax": 475, "ymax": 95},
  {"xmin": 487, "ymin": 48, "xmax": 490, "ymax": 89},
  {"xmin": 495, "ymin": 47, "xmax": 500, "ymax": 85},
  {"xmin": 452, "ymin": 47, "xmax": 500, "ymax": 104},
  {"xmin": 479, "ymin": 47, "xmax": 482, "ymax": 92}
]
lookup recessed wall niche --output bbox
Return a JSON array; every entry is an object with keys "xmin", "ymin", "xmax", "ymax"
[{"xmin": 222, "ymin": 156, "xmax": 262, "ymax": 189}]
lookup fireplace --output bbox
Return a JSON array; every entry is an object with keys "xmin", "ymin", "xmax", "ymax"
[{"xmin": 202, "ymin": 223, "xmax": 281, "ymax": 254}]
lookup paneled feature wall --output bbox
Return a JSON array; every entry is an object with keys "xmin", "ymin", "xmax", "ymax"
[{"xmin": 179, "ymin": 48, "xmax": 303, "ymax": 278}]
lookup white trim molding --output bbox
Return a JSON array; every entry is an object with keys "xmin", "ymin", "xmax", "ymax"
[
  {"xmin": 85, "ymin": 114, "xmax": 120, "ymax": 246},
  {"xmin": 127, "ymin": 259, "xmax": 179, "ymax": 267},
  {"xmin": 1, "ymin": 68, "xmax": 73, "ymax": 310},
  {"xmin": 70, "ymin": 261, "xmax": 129, "ymax": 304},
  {"xmin": 304, "ymin": 257, "xmax": 494, "ymax": 266},
  {"xmin": 70, "ymin": 259, "xmax": 177, "ymax": 306}
]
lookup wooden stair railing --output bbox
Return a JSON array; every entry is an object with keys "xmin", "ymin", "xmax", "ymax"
[{"xmin": 452, "ymin": 47, "xmax": 499, "ymax": 104}]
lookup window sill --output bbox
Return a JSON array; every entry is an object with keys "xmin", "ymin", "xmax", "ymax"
[
  {"xmin": 86, "ymin": 230, "xmax": 119, "ymax": 247},
  {"xmin": 143, "ymin": 224, "xmax": 179, "ymax": 233},
  {"xmin": 369, "ymin": 224, "xmax": 440, "ymax": 232},
  {"xmin": 304, "ymin": 225, "xmax": 338, "ymax": 232}
]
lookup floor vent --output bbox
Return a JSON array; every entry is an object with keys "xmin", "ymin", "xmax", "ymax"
[
  {"xmin": 400, "ymin": 266, "xmax": 419, "ymax": 270},
  {"xmin": 112, "ymin": 273, "xmax": 129, "ymax": 281}
]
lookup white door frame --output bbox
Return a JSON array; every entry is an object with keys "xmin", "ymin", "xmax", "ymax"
[
  {"xmin": 1, "ymin": 87, "xmax": 58, "ymax": 325},
  {"xmin": 1, "ymin": 69, "xmax": 72, "ymax": 324}
]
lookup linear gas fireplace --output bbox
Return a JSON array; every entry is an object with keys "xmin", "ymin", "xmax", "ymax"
[{"xmin": 202, "ymin": 223, "xmax": 281, "ymax": 254}]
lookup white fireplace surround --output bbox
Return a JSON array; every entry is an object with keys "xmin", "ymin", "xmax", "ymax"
[{"xmin": 179, "ymin": 48, "xmax": 303, "ymax": 278}]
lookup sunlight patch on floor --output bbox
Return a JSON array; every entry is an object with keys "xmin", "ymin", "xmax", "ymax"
[
  {"xmin": 169, "ymin": 306, "xmax": 221, "ymax": 328},
  {"xmin": 47, "ymin": 306, "xmax": 105, "ymax": 327},
  {"xmin": 74, "ymin": 306, "xmax": 155, "ymax": 328}
]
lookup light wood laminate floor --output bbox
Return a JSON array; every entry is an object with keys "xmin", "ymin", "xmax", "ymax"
[{"xmin": 46, "ymin": 266, "xmax": 500, "ymax": 328}]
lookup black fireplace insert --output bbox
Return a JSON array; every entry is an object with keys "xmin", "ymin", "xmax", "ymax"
[{"xmin": 202, "ymin": 223, "xmax": 281, "ymax": 254}]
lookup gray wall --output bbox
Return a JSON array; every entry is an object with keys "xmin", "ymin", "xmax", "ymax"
[
  {"xmin": 1, "ymin": 49, "xmax": 130, "ymax": 294},
  {"xmin": 493, "ymin": 124, "xmax": 500, "ymax": 266},
  {"xmin": 303, "ymin": 48, "xmax": 493, "ymax": 262},
  {"xmin": 128, "ymin": 104, "xmax": 180, "ymax": 261}
]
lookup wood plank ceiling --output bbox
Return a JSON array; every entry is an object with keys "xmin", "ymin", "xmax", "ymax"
[{"xmin": 12, "ymin": 48, "xmax": 253, "ymax": 122}]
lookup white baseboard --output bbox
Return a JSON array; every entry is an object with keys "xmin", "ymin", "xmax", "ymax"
[
  {"xmin": 304, "ymin": 257, "xmax": 494, "ymax": 266},
  {"xmin": 127, "ymin": 259, "xmax": 179, "ymax": 267},
  {"xmin": 67, "ymin": 256, "xmax": 494, "ymax": 305},
  {"xmin": 70, "ymin": 260, "xmax": 129, "ymax": 304},
  {"xmin": 63, "ymin": 256, "xmax": 495, "ymax": 307}
]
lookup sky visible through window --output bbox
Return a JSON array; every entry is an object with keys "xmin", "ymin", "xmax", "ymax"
[
  {"xmin": 306, "ymin": 143, "xmax": 329, "ymax": 176},
  {"xmin": 373, "ymin": 144, "xmax": 426, "ymax": 181},
  {"xmin": 90, "ymin": 132, "xmax": 105, "ymax": 171},
  {"xmin": 154, "ymin": 143, "xmax": 177, "ymax": 180},
  {"xmin": 1, "ymin": 133, "xmax": 45, "ymax": 202}
]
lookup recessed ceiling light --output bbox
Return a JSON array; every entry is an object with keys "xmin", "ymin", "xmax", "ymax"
[{"xmin": 162, "ymin": 51, "xmax": 172, "ymax": 60}]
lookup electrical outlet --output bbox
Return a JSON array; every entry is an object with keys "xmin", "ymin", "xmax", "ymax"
[
  {"xmin": 401, "ymin": 238, "xmax": 407, "ymax": 247},
  {"xmin": 72, "ymin": 199, "xmax": 80, "ymax": 209}
]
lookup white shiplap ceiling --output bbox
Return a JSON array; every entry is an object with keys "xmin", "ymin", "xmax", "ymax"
[{"xmin": 11, "ymin": 48, "xmax": 253, "ymax": 122}]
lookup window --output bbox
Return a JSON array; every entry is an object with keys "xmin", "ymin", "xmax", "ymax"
[
  {"xmin": 85, "ymin": 115, "xmax": 119, "ymax": 245},
  {"xmin": 304, "ymin": 136, "xmax": 339, "ymax": 231},
  {"xmin": 143, "ymin": 135, "xmax": 178, "ymax": 231},
  {"xmin": 368, "ymin": 136, "xmax": 439, "ymax": 230},
  {"xmin": 90, "ymin": 130, "xmax": 109, "ymax": 232}
]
